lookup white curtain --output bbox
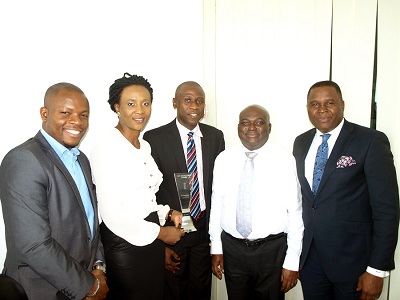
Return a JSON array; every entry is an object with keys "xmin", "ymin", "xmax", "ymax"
[
  {"xmin": 376, "ymin": 0, "xmax": 400, "ymax": 298},
  {"xmin": 205, "ymin": 0, "xmax": 399, "ymax": 299}
]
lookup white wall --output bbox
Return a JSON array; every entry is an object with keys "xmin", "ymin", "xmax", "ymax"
[
  {"xmin": 1, "ymin": 0, "xmax": 399, "ymax": 299},
  {"xmin": 0, "ymin": 0, "xmax": 204, "ymax": 265}
]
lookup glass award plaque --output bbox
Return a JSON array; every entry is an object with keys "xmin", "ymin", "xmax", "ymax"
[{"xmin": 174, "ymin": 173, "xmax": 197, "ymax": 233}]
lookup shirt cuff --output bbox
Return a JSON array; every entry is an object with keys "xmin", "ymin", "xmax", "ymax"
[
  {"xmin": 210, "ymin": 240, "xmax": 223, "ymax": 254},
  {"xmin": 366, "ymin": 266, "xmax": 389, "ymax": 278},
  {"xmin": 158, "ymin": 204, "xmax": 170, "ymax": 226}
]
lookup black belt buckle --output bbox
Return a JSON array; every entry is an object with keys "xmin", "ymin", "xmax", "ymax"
[
  {"xmin": 243, "ymin": 239, "xmax": 260, "ymax": 247},
  {"xmin": 241, "ymin": 232, "xmax": 285, "ymax": 247}
]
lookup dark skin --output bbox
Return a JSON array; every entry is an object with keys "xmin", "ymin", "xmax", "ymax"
[
  {"xmin": 306, "ymin": 86, "xmax": 345, "ymax": 134},
  {"xmin": 114, "ymin": 84, "xmax": 184, "ymax": 245},
  {"xmin": 40, "ymin": 88, "xmax": 89, "ymax": 149},
  {"xmin": 165, "ymin": 81, "xmax": 206, "ymax": 273},
  {"xmin": 173, "ymin": 81, "xmax": 205, "ymax": 130},
  {"xmin": 307, "ymin": 86, "xmax": 383, "ymax": 300},
  {"xmin": 40, "ymin": 87, "xmax": 109, "ymax": 299},
  {"xmin": 211, "ymin": 105, "xmax": 298, "ymax": 293}
]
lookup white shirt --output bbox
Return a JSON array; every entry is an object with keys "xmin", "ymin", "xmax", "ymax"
[
  {"xmin": 304, "ymin": 118, "xmax": 344, "ymax": 188},
  {"xmin": 90, "ymin": 128, "xmax": 169, "ymax": 246},
  {"xmin": 176, "ymin": 119, "xmax": 206, "ymax": 212},
  {"xmin": 209, "ymin": 142, "xmax": 304, "ymax": 271},
  {"xmin": 304, "ymin": 118, "xmax": 388, "ymax": 278}
]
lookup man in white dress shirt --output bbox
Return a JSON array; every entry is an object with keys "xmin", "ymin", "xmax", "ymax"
[{"xmin": 209, "ymin": 104, "xmax": 304, "ymax": 300}]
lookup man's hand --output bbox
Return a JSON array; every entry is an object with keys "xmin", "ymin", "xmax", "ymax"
[
  {"xmin": 281, "ymin": 268, "xmax": 298, "ymax": 293},
  {"xmin": 165, "ymin": 246, "xmax": 181, "ymax": 273},
  {"xmin": 357, "ymin": 272, "xmax": 383, "ymax": 300},
  {"xmin": 158, "ymin": 226, "xmax": 184, "ymax": 245},
  {"xmin": 211, "ymin": 254, "xmax": 224, "ymax": 280},
  {"xmin": 85, "ymin": 271, "xmax": 108, "ymax": 300},
  {"xmin": 171, "ymin": 210, "xmax": 183, "ymax": 228}
]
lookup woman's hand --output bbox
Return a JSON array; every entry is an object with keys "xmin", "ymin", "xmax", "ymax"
[{"xmin": 171, "ymin": 210, "xmax": 182, "ymax": 228}]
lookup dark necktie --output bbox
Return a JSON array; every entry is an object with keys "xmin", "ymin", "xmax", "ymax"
[
  {"xmin": 312, "ymin": 134, "xmax": 331, "ymax": 196},
  {"xmin": 187, "ymin": 132, "xmax": 201, "ymax": 220},
  {"xmin": 236, "ymin": 151, "xmax": 258, "ymax": 238}
]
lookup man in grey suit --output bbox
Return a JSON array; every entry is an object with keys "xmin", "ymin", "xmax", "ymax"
[{"xmin": 0, "ymin": 83, "xmax": 108, "ymax": 299}]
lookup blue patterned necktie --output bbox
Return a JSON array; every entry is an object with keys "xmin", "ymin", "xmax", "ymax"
[
  {"xmin": 312, "ymin": 134, "xmax": 331, "ymax": 196},
  {"xmin": 236, "ymin": 151, "xmax": 258, "ymax": 238},
  {"xmin": 187, "ymin": 131, "xmax": 201, "ymax": 220}
]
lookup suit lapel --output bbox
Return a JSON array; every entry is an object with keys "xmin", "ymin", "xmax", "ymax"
[
  {"xmin": 199, "ymin": 124, "xmax": 210, "ymax": 192},
  {"xmin": 299, "ymin": 129, "xmax": 316, "ymax": 198},
  {"xmin": 315, "ymin": 120, "xmax": 354, "ymax": 198},
  {"xmin": 78, "ymin": 156, "xmax": 99, "ymax": 232},
  {"xmin": 167, "ymin": 121, "xmax": 188, "ymax": 172},
  {"xmin": 35, "ymin": 132, "xmax": 91, "ymax": 230}
]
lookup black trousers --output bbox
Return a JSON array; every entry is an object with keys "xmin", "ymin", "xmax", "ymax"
[
  {"xmin": 164, "ymin": 213, "xmax": 212, "ymax": 300},
  {"xmin": 221, "ymin": 231, "xmax": 287, "ymax": 300},
  {"xmin": 100, "ymin": 212, "xmax": 164, "ymax": 300}
]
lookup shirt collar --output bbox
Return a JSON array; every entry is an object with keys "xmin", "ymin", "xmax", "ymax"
[
  {"xmin": 315, "ymin": 118, "xmax": 344, "ymax": 140},
  {"xmin": 175, "ymin": 118, "xmax": 203, "ymax": 140},
  {"xmin": 40, "ymin": 128, "xmax": 80, "ymax": 159},
  {"xmin": 239, "ymin": 141, "xmax": 268, "ymax": 156}
]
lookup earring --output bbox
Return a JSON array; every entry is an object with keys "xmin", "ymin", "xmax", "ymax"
[{"xmin": 117, "ymin": 111, "xmax": 121, "ymax": 117}]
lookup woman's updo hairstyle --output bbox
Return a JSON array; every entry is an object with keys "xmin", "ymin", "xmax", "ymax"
[{"xmin": 108, "ymin": 72, "xmax": 153, "ymax": 112}]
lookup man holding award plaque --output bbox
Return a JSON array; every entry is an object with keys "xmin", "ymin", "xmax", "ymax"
[
  {"xmin": 209, "ymin": 105, "xmax": 304, "ymax": 299},
  {"xmin": 143, "ymin": 81, "xmax": 225, "ymax": 300}
]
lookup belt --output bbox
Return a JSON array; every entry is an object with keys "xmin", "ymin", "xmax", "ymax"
[{"xmin": 226, "ymin": 232, "xmax": 286, "ymax": 247}]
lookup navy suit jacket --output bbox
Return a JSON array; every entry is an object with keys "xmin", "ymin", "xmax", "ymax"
[
  {"xmin": 143, "ymin": 120, "xmax": 225, "ymax": 242},
  {"xmin": 0, "ymin": 131, "xmax": 103, "ymax": 300},
  {"xmin": 293, "ymin": 120, "xmax": 399, "ymax": 282}
]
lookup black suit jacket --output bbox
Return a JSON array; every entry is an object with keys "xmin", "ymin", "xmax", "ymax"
[
  {"xmin": 293, "ymin": 120, "xmax": 399, "ymax": 282},
  {"xmin": 0, "ymin": 131, "xmax": 103, "ymax": 300},
  {"xmin": 143, "ymin": 120, "xmax": 225, "ymax": 243}
]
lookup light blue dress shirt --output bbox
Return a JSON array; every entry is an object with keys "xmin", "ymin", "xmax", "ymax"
[{"xmin": 40, "ymin": 129, "xmax": 94, "ymax": 239}]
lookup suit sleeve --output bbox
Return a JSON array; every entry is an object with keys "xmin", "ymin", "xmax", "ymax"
[
  {"xmin": 0, "ymin": 149, "xmax": 94, "ymax": 299},
  {"xmin": 216, "ymin": 131, "xmax": 225, "ymax": 154},
  {"xmin": 364, "ymin": 131, "xmax": 399, "ymax": 270}
]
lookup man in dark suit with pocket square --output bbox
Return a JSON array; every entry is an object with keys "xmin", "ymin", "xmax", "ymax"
[{"xmin": 293, "ymin": 80, "xmax": 399, "ymax": 300}]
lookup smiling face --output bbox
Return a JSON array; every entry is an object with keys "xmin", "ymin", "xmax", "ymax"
[
  {"xmin": 173, "ymin": 82, "xmax": 205, "ymax": 130},
  {"xmin": 40, "ymin": 89, "xmax": 89, "ymax": 149},
  {"xmin": 114, "ymin": 84, "xmax": 152, "ymax": 134},
  {"xmin": 238, "ymin": 105, "xmax": 271, "ymax": 151},
  {"xmin": 307, "ymin": 86, "xmax": 345, "ymax": 133}
]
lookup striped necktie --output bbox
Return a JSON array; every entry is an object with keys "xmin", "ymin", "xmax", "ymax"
[{"xmin": 187, "ymin": 131, "xmax": 201, "ymax": 220}]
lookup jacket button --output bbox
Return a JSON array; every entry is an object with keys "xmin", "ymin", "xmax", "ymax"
[{"xmin": 312, "ymin": 205, "xmax": 317, "ymax": 209}]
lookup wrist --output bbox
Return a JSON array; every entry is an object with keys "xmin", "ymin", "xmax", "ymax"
[
  {"xmin": 166, "ymin": 209, "xmax": 173, "ymax": 222},
  {"xmin": 92, "ymin": 263, "xmax": 106, "ymax": 273},
  {"xmin": 86, "ymin": 277, "xmax": 100, "ymax": 298}
]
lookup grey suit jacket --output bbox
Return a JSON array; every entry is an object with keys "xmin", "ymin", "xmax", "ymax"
[{"xmin": 0, "ymin": 131, "xmax": 104, "ymax": 300}]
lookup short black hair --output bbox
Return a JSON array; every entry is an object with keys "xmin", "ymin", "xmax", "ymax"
[
  {"xmin": 108, "ymin": 72, "xmax": 153, "ymax": 112},
  {"xmin": 44, "ymin": 82, "xmax": 85, "ymax": 106},
  {"xmin": 307, "ymin": 80, "xmax": 343, "ymax": 100}
]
